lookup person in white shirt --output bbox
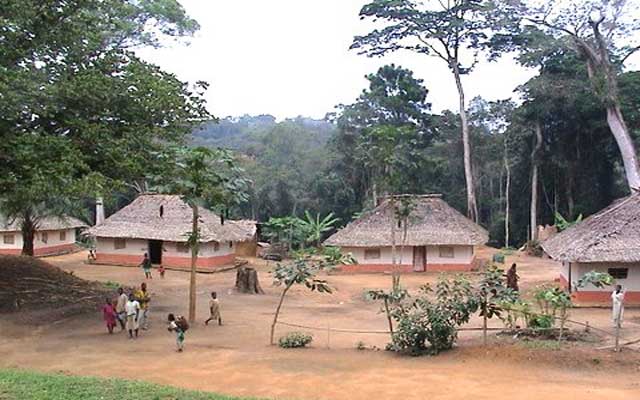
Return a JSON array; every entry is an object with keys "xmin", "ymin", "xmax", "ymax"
[
  {"xmin": 115, "ymin": 287, "xmax": 128, "ymax": 331},
  {"xmin": 611, "ymin": 284, "xmax": 625, "ymax": 328},
  {"xmin": 125, "ymin": 294, "xmax": 141, "ymax": 339}
]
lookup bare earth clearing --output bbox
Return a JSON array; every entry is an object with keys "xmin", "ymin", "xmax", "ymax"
[{"xmin": 1, "ymin": 248, "xmax": 639, "ymax": 399}]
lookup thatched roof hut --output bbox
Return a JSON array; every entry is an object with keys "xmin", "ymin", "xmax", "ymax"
[
  {"xmin": 324, "ymin": 194, "xmax": 488, "ymax": 247},
  {"xmin": 542, "ymin": 193, "xmax": 640, "ymax": 263},
  {"xmin": 0, "ymin": 215, "xmax": 86, "ymax": 232},
  {"xmin": 87, "ymin": 194, "xmax": 250, "ymax": 243}
]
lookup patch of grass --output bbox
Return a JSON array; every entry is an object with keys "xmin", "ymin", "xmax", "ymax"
[
  {"xmin": 103, "ymin": 281, "xmax": 120, "ymax": 290},
  {"xmin": 520, "ymin": 339, "xmax": 561, "ymax": 351},
  {"xmin": 0, "ymin": 369, "xmax": 260, "ymax": 400}
]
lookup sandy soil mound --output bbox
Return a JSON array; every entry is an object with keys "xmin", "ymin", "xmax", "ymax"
[{"xmin": 0, "ymin": 255, "xmax": 116, "ymax": 323}]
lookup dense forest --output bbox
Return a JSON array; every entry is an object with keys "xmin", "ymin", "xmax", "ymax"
[{"xmin": 196, "ymin": 61, "xmax": 639, "ymax": 248}]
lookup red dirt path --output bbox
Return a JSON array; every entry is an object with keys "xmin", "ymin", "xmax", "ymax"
[{"xmin": 0, "ymin": 249, "xmax": 639, "ymax": 399}]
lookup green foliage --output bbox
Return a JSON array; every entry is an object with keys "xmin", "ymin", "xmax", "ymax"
[
  {"xmin": 576, "ymin": 271, "xmax": 615, "ymax": 289},
  {"xmin": 1, "ymin": 0, "xmax": 208, "ymax": 254},
  {"xmin": 388, "ymin": 276, "xmax": 478, "ymax": 355},
  {"xmin": 528, "ymin": 314, "xmax": 554, "ymax": 330},
  {"xmin": 300, "ymin": 211, "xmax": 341, "ymax": 246},
  {"xmin": 278, "ymin": 332, "xmax": 313, "ymax": 349},
  {"xmin": 0, "ymin": 368, "xmax": 252, "ymax": 400},
  {"xmin": 554, "ymin": 212, "xmax": 583, "ymax": 232},
  {"xmin": 493, "ymin": 253, "xmax": 506, "ymax": 264}
]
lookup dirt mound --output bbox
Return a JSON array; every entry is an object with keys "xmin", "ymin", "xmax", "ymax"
[{"xmin": 0, "ymin": 255, "xmax": 116, "ymax": 323}]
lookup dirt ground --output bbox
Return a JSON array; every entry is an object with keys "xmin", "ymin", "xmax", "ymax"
[{"xmin": 1, "ymin": 248, "xmax": 639, "ymax": 399}]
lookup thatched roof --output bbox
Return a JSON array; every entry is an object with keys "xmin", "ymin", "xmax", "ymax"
[
  {"xmin": 542, "ymin": 193, "xmax": 640, "ymax": 263},
  {"xmin": 0, "ymin": 215, "xmax": 86, "ymax": 233},
  {"xmin": 324, "ymin": 194, "xmax": 488, "ymax": 247},
  {"xmin": 229, "ymin": 219, "xmax": 257, "ymax": 239},
  {"xmin": 87, "ymin": 194, "xmax": 251, "ymax": 243}
]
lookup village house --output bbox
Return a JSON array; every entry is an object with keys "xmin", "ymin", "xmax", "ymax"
[
  {"xmin": 324, "ymin": 194, "xmax": 488, "ymax": 272},
  {"xmin": 542, "ymin": 192, "xmax": 640, "ymax": 305},
  {"xmin": 87, "ymin": 194, "xmax": 255, "ymax": 269},
  {"xmin": 0, "ymin": 216, "xmax": 86, "ymax": 256}
]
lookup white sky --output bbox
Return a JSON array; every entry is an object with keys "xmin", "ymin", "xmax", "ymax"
[{"xmin": 135, "ymin": 0, "xmax": 639, "ymax": 121}]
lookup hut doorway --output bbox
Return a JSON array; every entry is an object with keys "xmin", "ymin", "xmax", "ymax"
[
  {"xmin": 148, "ymin": 240, "xmax": 163, "ymax": 265},
  {"xmin": 413, "ymin": 246, "xmax": 426, "ymax": 272}
]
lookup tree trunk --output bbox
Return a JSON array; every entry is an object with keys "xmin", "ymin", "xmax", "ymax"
[
  {"xmin": 384, "ymin": 297, "xmax": 394, "ymax": 337},
  {"xmin": 20, "ymin": 211, "xmax": 36, "ymax": 256},
  {"xmin": 504, "ymin": 143, "xmax": 511, "ymax": 249},
  {"xmin": 530, "ymin": 121, "xmax": 543, "ymax": 242},
  {"xmin": 188, "ymin": 204, "xmax": 199, "ymax": 323},
  {"xmin": 581, "ymin": 25, "xmax": 640, "ymax": 192},
  {"xmin": 390, "ymin": 196, "xmax": 399, "ymax": 291},
  {"xmin": 606, "ymin": 104, "xmax": 640, "ymax": 191},
  {"xmin": 235, "ymin": 267, "xmax": 264, "ymax": 294},
  {"xmin": 270, "ymin": 283, "xmax": 292, "ymax": 345},
  {"xmin": 451, "ymin": 62, "xmax": 478, "ymax": 222}
]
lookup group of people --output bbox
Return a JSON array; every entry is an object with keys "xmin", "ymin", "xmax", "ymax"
[
  {"xmin": 101, "ymin": 284, "xmax": 151, "ymax": 338},
  {"xmin": 101, "ymin": 282, "xmax": 223, "ymax": 352}
]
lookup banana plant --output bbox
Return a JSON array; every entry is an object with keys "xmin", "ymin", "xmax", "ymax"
[{"xmin": 300, "ymin": 211, "xmax": 340, "ymax": 247}]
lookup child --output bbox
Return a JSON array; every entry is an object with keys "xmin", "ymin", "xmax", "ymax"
[
  {"xmin": 205, "ymin": 291, "xmax": 222, "ymax": 326},
  {"xmin": 167, "ymin": 313, "xmax": 188, "ymax": 352},
  {"xmin": 158, "ymin": 265, "xmax": 166, "ymax": 279},
  {"xmin": 101, "ymin": 298, "xmax": 117, "ymax": 334}
]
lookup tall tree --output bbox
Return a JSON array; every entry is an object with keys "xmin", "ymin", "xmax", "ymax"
[
  {"xmin": 500, "ymin": 0, "xmax": 640, "ymax": 191},
  {"xmin": 352, "ymin": 0, "xmax": 509, "ymax": 221},
  {"xmin": 0, "ymin": 0, "xmax": 206, "ymax": 254}
]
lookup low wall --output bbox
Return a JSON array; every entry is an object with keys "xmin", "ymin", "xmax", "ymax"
[
  {"xmin": 0, "ymin": 243, "xmax": 78, "ymax": 257},
  {"xmin": 559, "ymin": 274, "xmax": 640, "ymax": 305},
  {"xmin": 94, "ymin": 252, "xmax": 235, "ymax": 269}
]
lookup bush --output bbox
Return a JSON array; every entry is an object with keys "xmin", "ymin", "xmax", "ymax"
[
  {"xmin": 529, "ymin": 314, "xmax": 554, "ymax": 330},
  {"xmin": 278, "ymin": 332, "xmax": 313, "ymax": 348},
  {"xmin": 388, "ymin": 277, "xmax": 477, "ymax": 355},
  {"xmin": 492, "ymin": 252, "xmax": 505, "ymax": 264}
]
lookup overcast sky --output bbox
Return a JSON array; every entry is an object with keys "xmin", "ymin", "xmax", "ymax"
[{"xmin": 136, "ymin": 0, "xmax": 638, "ymax": 121}]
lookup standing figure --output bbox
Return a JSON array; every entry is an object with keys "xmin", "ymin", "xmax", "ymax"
[
  {"xmin": 101, "ymin": 298, "xmax": 117, "ymax": 334},
  {"xmin": 167, "ymin": 313, "xmax": 188, "ymax": 352},
  {"xmin": 158, "ymin": 265, "xmax": 166, "ymax": 279},
  {"xmin": 205, "ymin": 291, "xmax": 222, "ymax": 326},
  {"xmin": 140, "ymin": 253, "xmax": 152, "ymax": 279},
  {"xmin": 612, "ymin": 284, "xmax": 625, "ymax": 328},
  {"xmin": 115, "ymin": 287, "xmax": 128, "ymax": 331},
  {"xmin": 506, "ymin": 263, "xmax": 519, "ymax": 292},
  {"xmin": 135, "ymin": 282, "xmax": 151, "ymax": 330},
  {"xmin": 125, "ymin": 293, "xmax": 141, "ymax": 339}
]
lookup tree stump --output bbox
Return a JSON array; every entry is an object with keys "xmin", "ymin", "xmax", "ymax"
[{"xmin": 235, "ymin": 267, "xmax": 264, "ymax": 294}]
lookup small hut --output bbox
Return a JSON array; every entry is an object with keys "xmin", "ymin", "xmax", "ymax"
[
  {"xmin": 0, "ymin": 216, "xmax": 86, "ymax": 256},
  {"xmin": 542, "ymin": 193, "xmax": 640, "ymax": 304},
  {"xmin": 87, "ymin": 194, "xmax": 251, "ymax": 269},
  {"xmin": 324, "ymin": 194, "xmax": 488, "ymax": 272}
]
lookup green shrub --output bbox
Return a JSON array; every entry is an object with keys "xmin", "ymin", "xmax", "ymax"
[
  {"xmin": 104, "ymin": 281, "xmax": 120, "ymax": 290},
  {"xmin": 388, "ymin": 277, "xmax": 477, "ymax": 355},
  {"xmin": 529, "ymin": 314, "xmax": 554, "ymax": 330},
  {"xmin": 278, "ymin": 332, "xmax": 313, "ymax": 348}
]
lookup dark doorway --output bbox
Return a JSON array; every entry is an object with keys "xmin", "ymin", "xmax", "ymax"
[{"xmin": 149, "ymin": 240, "xmax": 163, "ymax": 264}]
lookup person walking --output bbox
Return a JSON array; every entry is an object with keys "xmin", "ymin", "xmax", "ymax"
[
  {"xmin": 612, "ymin": 284, "xmax": 625, "ymax": 328},
  {"xmin": 115, "ymin": 287, "xmax": 128, "ymax": 331},
  {"xmin": 167, "ymin": 313, "xmax": 188, "ymax": 352},
  {"xmin": 135, "ymin": 282, "xmax": 151, "ymax": 330},
  {"xmin": 140, "ymin": 253, "xmax": 152, "ymax": 279},
  {"xmin": 125, "ymin": 293, "xmax": 141, "ymax": 339},
  {"xmin": 205, "ymin": 291, "xmax": 222, "ymax": 326},
  {"xmin": 506, "ymin": 263, "xmax": 519, "ymax": 292},
  {"xmin": 101, "ymin": 298, "xmax": 117, "ymax": 334}
]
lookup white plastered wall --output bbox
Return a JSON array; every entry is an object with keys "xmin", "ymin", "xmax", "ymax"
[
  {"xmin": 343, "ymin": 245, "xmax": 474, "ymax": 265},
  {"xmin": 568, "ymin": 262, "xmax": 640, "ymax": 292}
]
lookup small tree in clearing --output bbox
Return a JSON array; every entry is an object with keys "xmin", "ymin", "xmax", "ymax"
[
  {"xmin": 269, "ymin": 248, "xmax": 354, "ymax": 345},
  {"xmin": 156, "ymin": 147, "xmax": 247, "ymax": 323}
]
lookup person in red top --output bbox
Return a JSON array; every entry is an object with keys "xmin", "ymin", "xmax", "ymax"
[{"xmin": 101, "ymin": 298, "xmax": 117, "ymax": 334}]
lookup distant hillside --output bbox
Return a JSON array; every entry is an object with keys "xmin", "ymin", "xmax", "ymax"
[{"xmin": 191, "ymin": 114, "xmax": 336, "ymax": 153}]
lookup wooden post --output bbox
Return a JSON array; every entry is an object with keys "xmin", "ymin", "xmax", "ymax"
[
  {"xmin": 614, "ymin": 323, "xmax": 621, "ymax": 352},
  {"xmin": 482, "ymin": 292, "xmax": 488, "ymax": 346},
  {"xmin": 585, "ymin": 321, "xmax": 590, "ymax": 333}
]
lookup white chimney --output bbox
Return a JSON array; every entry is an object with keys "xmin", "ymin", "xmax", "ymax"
[{"xmin": 96, "ymin": 197, "xmax": 105, "ymax": 226}]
